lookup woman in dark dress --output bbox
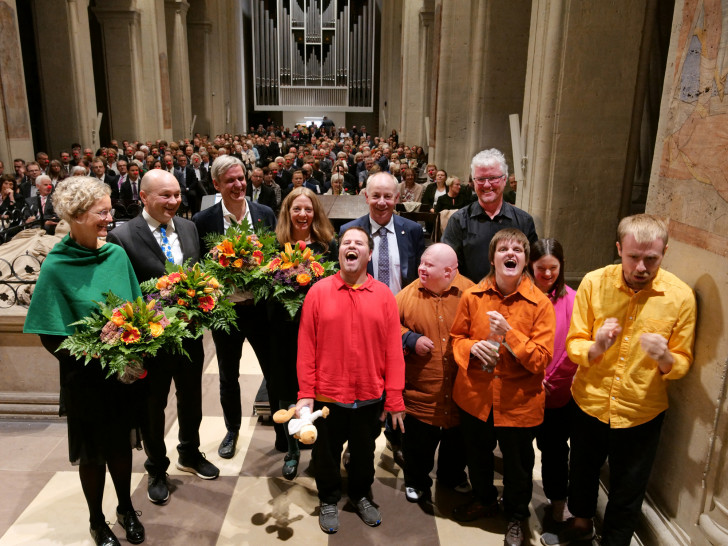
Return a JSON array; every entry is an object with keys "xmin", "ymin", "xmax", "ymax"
[
  {"xmin": 24, "ymin": 177, "xmax": 145, "ymax": 546},
  {"xmin": 0, "ymin": 174, "xmax": 27, "ymax": 225},
  {"xmin": 270, "ymin": 187, "xmax": 338, "ymax": 480},
  {"xmin": 434, "ymin": 177, "xmax": 469, "ymax": 213}
]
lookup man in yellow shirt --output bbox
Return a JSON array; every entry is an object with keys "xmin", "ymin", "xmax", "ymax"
[{"xmin": 541, "ymin": 214, "xmax": 696, "ymax": 546}]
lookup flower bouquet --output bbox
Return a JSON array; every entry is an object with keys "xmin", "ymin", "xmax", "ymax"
[
  {"xmin": 139, "ymin": 261, "xmax": 237, "ymax": 337},
  {"xmin": 201, "ymin": 219, "xmax": 278, "ymax": 299},
  {"xmin": 260, "ymin": 241, "xmax": 338, "ymax": 319},
  {"xmin": 59, "ymin": 292, "xmax": 192, "ymax": 383}
]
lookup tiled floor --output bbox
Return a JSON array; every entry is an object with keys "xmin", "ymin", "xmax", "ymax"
[{"xmin": 0, "ymin": 335, "xmax": 563, "ymax": 545}]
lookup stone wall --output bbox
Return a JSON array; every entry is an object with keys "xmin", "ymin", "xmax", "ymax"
[{"xmin": 641, "ymin": 0, "xmax": 728, "ymax": 544}]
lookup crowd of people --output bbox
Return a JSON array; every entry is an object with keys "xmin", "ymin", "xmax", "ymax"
[{"xmin": 16, "ymin": 124, "xmax": 696, "ymax": 546}]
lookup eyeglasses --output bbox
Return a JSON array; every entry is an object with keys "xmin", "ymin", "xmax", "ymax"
[
  {"xmin": 473, "ymin": 175, "xmax": 505, "ymax": 184},
  {"xmin": 88, "ymin": 209, "xmax": 115, "ymax": 219}
]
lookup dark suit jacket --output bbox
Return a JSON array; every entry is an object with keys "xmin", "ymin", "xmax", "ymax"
[
  {"xmin": 248, "ymin": 184, "xmax": 277, "ymax": 210},
  {"xmin": 28, "ymin": 194, "xmax": 57, "ymax": 220},
  {"xmin": 97, "ymin": 172, "xmax": 120, "ymax": 200},
  {"xmin": 339, "ymin": 214, "xmax": 425, "ymax": 288},
  {"xmin": 192, "ymin": 200, "xmax": 277, "ymax": 253},
  {"xmin": 106, "ymin": 215, "xmax": 201, "ymax": 283}
]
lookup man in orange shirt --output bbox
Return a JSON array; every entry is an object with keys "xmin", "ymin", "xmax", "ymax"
[
  {"xmin": 396, "ymin": 244, "xmax": 474, "ymax": 503},
  {"xmin": 450, "ymin": 228, "xmax": 555, "ymax": 546}
]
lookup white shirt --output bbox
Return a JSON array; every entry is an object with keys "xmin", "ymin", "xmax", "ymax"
[
  {"xmin": 142, "ymin": 210, "xmax": 184, "ymax": 265},
  {"xmin": 221, "ymin": 200, "xmax": 253, "ymax": 231},
  {"xmin": 369, "ymin": 215, "xmax": 402, "ymax": 295}
]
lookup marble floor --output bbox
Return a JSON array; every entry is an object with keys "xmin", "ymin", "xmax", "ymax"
[{"xmin": 0, "ymin": 336, "xmax": 569, "ymax": 545}]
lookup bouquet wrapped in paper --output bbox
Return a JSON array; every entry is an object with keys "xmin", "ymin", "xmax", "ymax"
[
  {"xmin": 59, "ymin": 292, "xmax": 192, "ymax": 383},
  {"xmin": 140, "ymin": 261, "xmax": 236, "ymax": 337},
  {"xmin": 260, "ymin": 241, "xmax": 338, "ymax": 319},
  {"xmin": 201, "ymin": 219, "xmax": 278, "ymax": 299}
]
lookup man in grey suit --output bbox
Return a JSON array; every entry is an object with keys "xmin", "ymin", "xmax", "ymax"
[
  {"xmin": 340, "ymin": 172, "xmax": 425, "ymax": 466},
  {"xmin": 107, "ymin": 169, "xmax": 219, "ymax": 506}
]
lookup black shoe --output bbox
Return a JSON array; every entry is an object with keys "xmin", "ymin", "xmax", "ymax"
[
  {"xmin": 386, "ymin": 440, "xmax": 405, "ymax": 469},
  {"xmin": 147, "ymin": 473, "xmax": 169, "ymax": 504},
  {"xmin": 218, "ymin": 431, "xmax": 239, "ymax": 459},
  {"xmin": 90, "ymin": 521, "xmax": 120, "ymax": 546},
  {"xmin": 176, "ymin": 452, "xmax": 220, "ymax": 479},
  {"xmin": 282, "ymin": 452, "xmax": 299, "ymax": 481},
  {"xmin": 452, "ymin": 498, "xmax": 500, "ymax": 522},
  {"xmin": 116, "ymin": 509, "xmax": 145, "ymax": 544}
]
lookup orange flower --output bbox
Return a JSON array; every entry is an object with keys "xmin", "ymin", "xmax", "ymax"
[
  {"xmin": 208, "ymin": 277, "xmax": 220, "ymax": 289},
  {"xmin": 311, "ymin": 261, "xmax": 324, "ymax": 276},
  {"xmin": 280, "ymin": 261, "xmax": 294, "ymax": 270},
  {"xmin": 155, "ymin": 278, "xmax": 169, "ymax": 290},
  {"xmin": 219, "ymin": 255, "xmax": 230, "ymax": 267},
  {"xmin": 121, "ymin": 326, "xmax": 141, "ymax": 344},
  {"xmin": 168, "ymin": 272, "xmax": 181, "ymax": 283},
  {"xmin": 177, "ymin": 298, "xmax": 188, "ymax": 307},
  {"xmin": 216, "ymin": 240, "xmax": 235, "ymax": 257},
  {"xmin": 233, "ymin": 258, "xmax": 243, "ymax": 268},
  {"xmin": 203, "ymin": 286, "xmax": 214, "ymax": 294},
  {"xmin": 301, "ymin": 247, "xmax": 313, "ymax": 260},
  {"xmin": 267, "ymin": 257, "xmax": 281, "ymax": 270},
  {"xmin": 148, "ymin": 322, "xmax": 164, "ymax": 337},
  {"xmin": 252, "ymin": 250, "xmax": 264, "ymax": 265},
  {"xmin": 110, "ymin": 310, "xmax": 126, "ymax": 326},
  {"xmin": 187, "ymin": 289, "xmax": 196, "ymax": 297},
  {"xmin": 198, "ymin": 295, "xmax": 215, "ymax": 312},
  {"xmin": 296, "ymin": 273, "xmax": 312, "ymax": 286},
  {"xmin": 284, "ymin": 242, "xmax": 293, "ymax": 255}
]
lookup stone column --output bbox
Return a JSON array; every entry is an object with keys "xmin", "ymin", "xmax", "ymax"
[
  {"xmin": 0, "ymin": 0, "xmax": 34, "ymax": 162},
  {"xmin": 399, "ymin": 0, "xmax": 428, "ymax": 148},
  {"xmin": 187, "ymin": 0, "xmax": 212, "ymax": 137},
  {"xmin": 31, "ymin": 0, "xmax": 97, "ymax": 155},
  {"xmin": 520, "ymin": 0, "xmax": 650, "ymax": 277},
  {"xmin": 91, "ymin": 1, "xmax": 145, "ymax": 142},
  {"xmin": 164, "ymin": 0, "xmax": 192, "ymax": 141},
  {"xmin": 377, "ymin": 0, "xmax": 403, "ymax": 138}
]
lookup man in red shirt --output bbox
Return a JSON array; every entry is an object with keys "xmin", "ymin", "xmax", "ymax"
[{"xmin": 296, "ymin": 226, "xmax": 405, "ymax": 535}]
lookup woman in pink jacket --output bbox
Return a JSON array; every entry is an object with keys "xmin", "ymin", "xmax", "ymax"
[{"xmin": 529, "ymin": 238, "xmax": 578, "ymax": 524}]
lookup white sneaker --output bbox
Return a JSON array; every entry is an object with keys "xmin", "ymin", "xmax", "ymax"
[{"xmin": 405, "ymin": 487, "xmax": 423, "ymax": 502}]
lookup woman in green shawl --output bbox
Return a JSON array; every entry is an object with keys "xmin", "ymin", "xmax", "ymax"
[{"xmin": 24, "ymin": 177, "xmax": 145, "ymax": 546}]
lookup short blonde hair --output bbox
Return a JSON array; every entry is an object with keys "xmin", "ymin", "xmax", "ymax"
[
  {"xmin": 53, "ymin": 176, "xmax": 111, "ymax": 223},
  {"xmin": 617, "ymin": 214, "xmax": 668, "ymax": 247}
]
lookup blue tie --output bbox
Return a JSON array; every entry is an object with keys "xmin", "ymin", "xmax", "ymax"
[
  {"xmin": 159, "ymin": 224, "xmax": 174, "ymax": 263},
  {"xmin": 378, "ymin": 226, "xmax": 390, "ymax": 287}
]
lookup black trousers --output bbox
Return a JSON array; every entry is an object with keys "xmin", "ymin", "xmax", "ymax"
[
  {"xmin": 459, "ymin": 408, "xmax": 537, "ymax": 520},
  {"xmin": 402, "ymin": 414, "xmax": 467, "ymax": 492},
  {"xmin": 312, "ymin": 401, "xmax": 382, "ymax": 504},
  {"xmin": 535, "ymin": 399, "xmax": 575, "ymax": 501},
  {"xmin": 142, "ymin": 336, "xmax": 203, "ymax": 475},
  {"xmin": 568, "ymin": 405, "xmax": 665, "ymax": 546},
  {"xmin": 213, "ymin": 301, "xmax": 277, "ymax": 433}
]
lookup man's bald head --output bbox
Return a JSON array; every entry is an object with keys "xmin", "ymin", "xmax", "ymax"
[
  {"xmin": 418, "ymin": 243, "xmax": 459, "ymax": 294},
  {"xmin": 139, "ymin": 169, "xmax": 181, "ymax": 224}
]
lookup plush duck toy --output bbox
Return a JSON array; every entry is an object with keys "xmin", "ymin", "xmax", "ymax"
[{"xmin": 272, "ymin": 405, "xmax": 330, "ymax": 444}]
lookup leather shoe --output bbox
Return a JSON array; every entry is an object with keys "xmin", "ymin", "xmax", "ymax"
[
  {"xmin": 452, "ymin": 498, "xmax": 500, "ymax": 522},
  {"xmin": 282, "ymin": 452, "xmax": 299, "ymax": 480},
  {"xmin": 218, "ymin": 431, "xmax": 238, "ymax": 459},
  {"xmin": 386, "ymin": 440, "xmax": 405, "ymax": 468},
  {"xmin": 90, "ymin": 521, "xmax": 120, "ymax": 546},
  {"xmin": 116, "ymin": 509, "xmax": 145, "ymax": 544}
]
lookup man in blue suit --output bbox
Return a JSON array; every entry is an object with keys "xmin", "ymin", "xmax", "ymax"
[
  {"xmin": 340, "ymin": 172, "xmax": 425, "ymax": 467},
  {"xmin": 192, "ymin": 156, "xmax": 283, "ymax": 460},
  {"xmin": 340, "ymin": 172, "xmax": 425, "ymax": 294}
]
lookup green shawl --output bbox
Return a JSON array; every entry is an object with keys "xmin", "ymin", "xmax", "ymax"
[{"xmin": 24, "ymin": 235, "xmax": 142, "ymax": 336}]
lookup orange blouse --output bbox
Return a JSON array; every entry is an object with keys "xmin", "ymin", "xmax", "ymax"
[{"xmin": 451, "ymin": 275, "xmax": 555, "ymax": 427}]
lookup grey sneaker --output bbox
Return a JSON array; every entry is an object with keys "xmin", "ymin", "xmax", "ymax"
[
  {"xmin": 505, "ymin": 519, "xmax": 524, "ymax": 546},
  {"xmin": 354, "ymin": 497, "xmax": 381, "ymax": 527},
  {"xmin": 318, "ymin": 503, "xmax": 339, "ymax": 534}
]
